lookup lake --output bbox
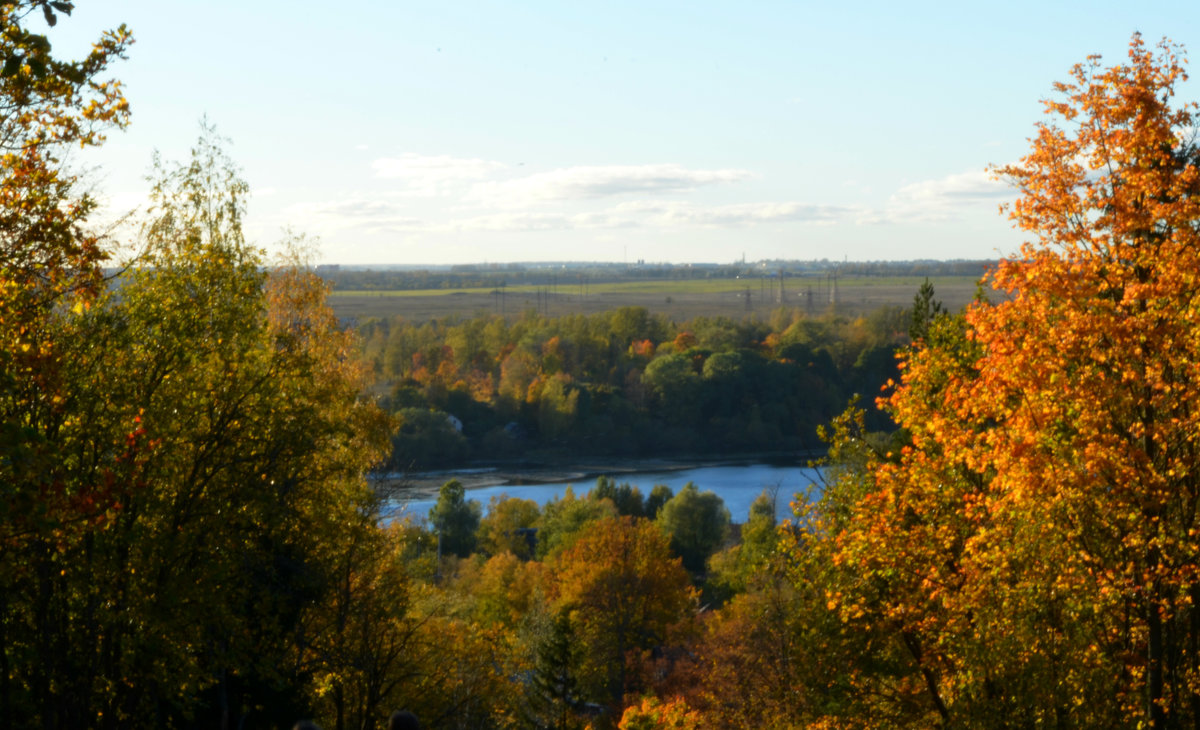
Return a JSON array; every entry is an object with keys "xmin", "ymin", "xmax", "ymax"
[{"xmin": 388, "ymin": 463, "xmax": 823, "ymax": 524}]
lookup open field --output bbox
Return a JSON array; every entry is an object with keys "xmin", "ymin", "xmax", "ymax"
[{"xmin": 329, "ymin": 274, "xmax": 990, "ymax": 322}]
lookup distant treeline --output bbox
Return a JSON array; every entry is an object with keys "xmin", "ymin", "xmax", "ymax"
[
  {"xmin": 358, "ymin": 305, "xmax": 910, "ymax": 469},
  {"xmin": 324, "ymin": 259, "xmax": 994, "ymax": 292}
]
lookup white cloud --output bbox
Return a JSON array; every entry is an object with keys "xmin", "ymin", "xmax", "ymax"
[
  {"xmin": 371, "ymin": 153, "xmax": 506, "ymax": 196},
  {"xmin": 290, "ymin": 194, "xmax": 857, "ymax": 238},
  {"xmin": 451, "ymin": 200, "xmax": 854, "ymax": 233},
  {"xmin": 285, "ymin": 168, "xmax": 1019, "ymax": 242},
  {"xmin": 437, "ymin": 212, "xmax": 575, "ymax": 233},
  {"xmin": 875, "ymin": 169, "xmax": 1012, "ymax": 223},
  {"xmin": 292, "ymin": 198, "xmax": 426, "ymax": 236},
  {"xmin": 470, "ymin": 163, "xmax": 751, "ymax": 207},
  {"xmin": 609, "ymin": 200, "xmax": 856, "ymax": 227},
  {"xmin": 431, "ymin": 200, "xmax": 853, "ymax": 233},
  {"xmin": 307, "ymin": 199, "xmax": 410, "ymax": 219}
]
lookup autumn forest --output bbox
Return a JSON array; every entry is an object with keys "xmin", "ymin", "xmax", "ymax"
[{"xmin": 5, "ymin": 4, "xmax": 1200, "ymax": 728}]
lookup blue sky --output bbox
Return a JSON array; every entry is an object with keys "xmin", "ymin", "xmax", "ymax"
[{"xmin": 48, "ymin": 1, "xmax": 1200, "ymax": 265}]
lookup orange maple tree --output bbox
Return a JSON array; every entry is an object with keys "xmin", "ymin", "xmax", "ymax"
[{"xmin": 830, "ymin": 35, "xmax": 1200, "ymax": 727}]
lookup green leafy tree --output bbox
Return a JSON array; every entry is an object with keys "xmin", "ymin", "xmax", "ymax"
[
  {"xmin": 429, "ymin": 479, "xmax": 482, "ymax": 558},
  {"xmin": 470, "ymin": 550, "xmax": 547, "ymax": 626},
  {"xmin": 656, "ymin": 483, "xmax": 730, "ymax": 574},
  {"xmin": 644, "ymin": 485, "xmax": 673, "ymax": 520},
  {"xmin": 641, "ymin": 354, "xmax": 699, "ymax": 430},
  {"xmin": 389, "ymin": 407, "xmax": 468, "ymax": 470},
  {"xmin": 0, "ymin": 8, "xmax": 131, "ymax": 725},
  {"xmin": 3, "ymin": 126, "xmax": 390, "ymax": 729},
  {"xmin": 477, "ymin": 495, "xmax": 541, "ymax": 559},
  {"xmin": 536, "ymin": 372, "xmax": 579, "ymax": 441},
  {"xmin": 707, "ymin": 489, "xmax": 779, "ymax": 597},
  {"xmin": 590, "ymin": 475, "xmax": 645, "ymax": 518},
  {"xmin": 298, "ymin": 523, "xmax": 417, "ymax": 730},
  {"xmin": 109, "ymin": 132, "xmax": 388, "ymax": 728},
  {"xmin": 535, "ymin": 486, "xmax": 616, "ymax": 559},
  {"xmin": 908, "ymin": 278, "xmax": 945, "ymax": 342},
  {"xmin": 526, "ymin": 609, "xmax": 587, "ymax": 730}
]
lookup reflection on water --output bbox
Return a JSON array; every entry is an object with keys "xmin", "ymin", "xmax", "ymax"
[{"xmin": 390, "ymin": 464, "xmax": 823, "ymax": 523}]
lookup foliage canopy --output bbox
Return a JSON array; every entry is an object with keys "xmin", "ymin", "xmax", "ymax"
[{"xmin": 820, "ymin": 34, "xmax": 1200, "ymax": 728}]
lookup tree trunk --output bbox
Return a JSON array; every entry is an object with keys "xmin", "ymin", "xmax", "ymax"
[{"xmin": 1149, "ymin": 593, "xmax": 1167, "ymax": 729}]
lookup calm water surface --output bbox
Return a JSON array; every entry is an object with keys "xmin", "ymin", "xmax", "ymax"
[{"xmin": 391, "ymin": 463, "xmax": 823, "ymax": 523}]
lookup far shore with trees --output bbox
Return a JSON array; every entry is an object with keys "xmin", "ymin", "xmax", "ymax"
[{"xmin": 360, "ymin": 304, "xmax": 912, "ymax": 470}]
